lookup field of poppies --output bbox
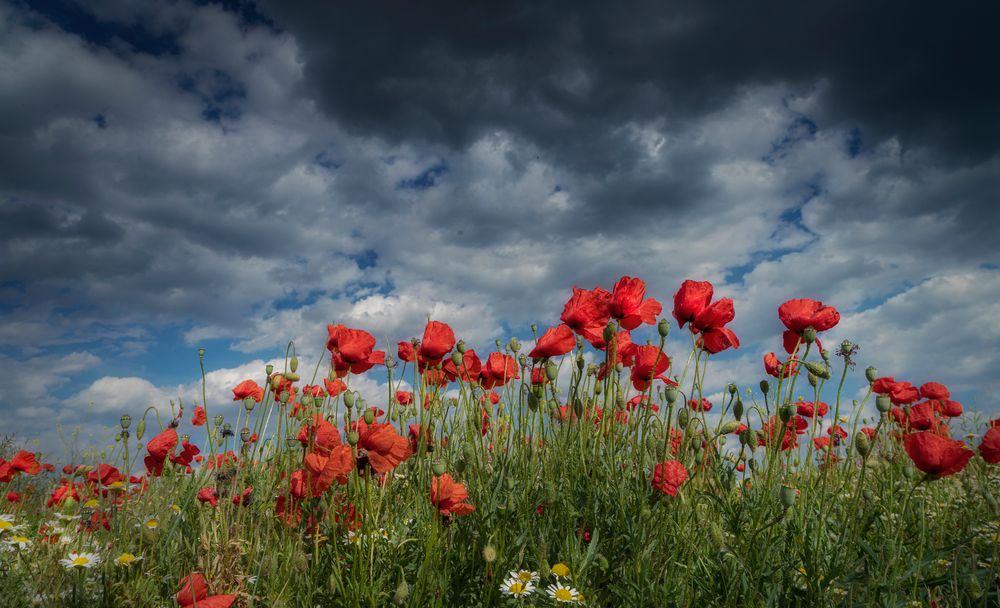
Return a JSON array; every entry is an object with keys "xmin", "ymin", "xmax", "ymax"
[{"xmin": 1, "ymin": 276, "xmax": 998, "ymax": 607}]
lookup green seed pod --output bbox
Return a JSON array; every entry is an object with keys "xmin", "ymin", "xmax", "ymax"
[
  {"xmin": 664, "ymin": 387, "xmax": 677, "ymax": 404},
  {"xmin": 240, "ymin": 427, "xmax": 252, "ymax": 442},
  {"xmin": 780, "ymin": 486, "xmax": 797, "ymax": 508},
  {"xmin": 727, "ymin": 383, "xmax": 737, "ymax": 395},
  {"xmin": 432, "ymin": 461, "xmax": 446, "ymax": 476},
  {"xmin": 451, "ymin": 351, "xmax": 464, "ymax": 366},
  {"xmin": 677, "ymin": 408, "xmax": 690, "ymax": 428},
  {"xmin": 284, "ymin": 372, "xmax": 300, "ymax": 382},
  {"xmin": 265, "ymin": 364, "xmax": 274, "ymax": 375},
  {"xmin": 759, "ymin": 380, "xmax": 770, "ymax": 395},
  {"xmin": 854, "ymin": 432, "xmax": 871, "ymax": 457},
  {"xmin": 456, "ymin": 340, "xmax": 467, "ymax": 353},
  {"xmin": 807, "ymin": 372, "xmax": 818, "ymax": 388},
  {"xmin": 865, "ymin": 366, "xmax": 878, "ymax": 383},
  {"xmin": 463, "ymin": 444, "xmax": 476, "ymax": 462},
  {"xmin": 279, "ymin": 391, "xmax": 290, "ymax": 404},
  {"xmin": 573, "ymin": 398, "xmax": 584, "ymax": 417},
  {"xmin": 347, "ymin": 431, "xmax": 360, "ymax": 446},
  {"xmin": 290, "ymin": 356, "xmax": 299, "ymax": 373},
  {"xmin": 802, "ymin": 327, "xmax": 817, "ymax": 344},
  {"xmin": 603, "ymin": 322, "xmax": 615, "ymax": 345},
  {"xmin": 779, "ymin": 403, "xmax": 795, "ymax": 422},
  {"xmin": 545, "ymin": 363, "xmax": 559, "ymax": 382},
  {"xmin": 344, "ymin": 391, "xmax": 356, "ymax": 408},
  {"xmin": 719, "ymin": 420, "xmax": 740, "ymax": 435},
  {"xmin": 527, "ymin": 391, "xmax": 539, "ymax": 411},
  {"xmin": 244, "ymin": 396, "xmax": 256, "ymax": 411},
  {"xmin": 363, "ymin": 409, "xmax": 375, "ymax": 424},
  {"xmin": 875, "ymin": 395, "xmax": 891, "ymax": 413},
  {"xmin": 657, "ymin": 318, "xmax": 670, "ymax": 338},
  {"xmin": 301, "ymin": 395, "xmax": 314, "ymax": 408},
  {"xmin": 594, "ymin": 382, "xmax": 603, "ymax": 395},
  {"xmin": 120, "ymin": 414, "xmax": 132, "ymax": 430},
  {"xmin": 804, "ymin": 361, "xmax": 831, "ymax": 380},
  {"xmin": 733, "ymin": 398, "xmax": 744, "ymax": 422},
  {"xmin": 509, "ymin": 337, "xmax": 521, "ymax": 352}
]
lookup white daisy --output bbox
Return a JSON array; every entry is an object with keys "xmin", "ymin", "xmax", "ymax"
[
  {"xmin": 114, "ymin": 552, "xmax": 142, "ymax": 567},
  {"xmin": 60, "ymin": 552, "xmax": 101, "ymax": 569},
  {"xmin": 0, "ymin": 514, "xmax": 16, "ymax": 532},
  {"xmin": 508, "ymin": 570, "xmax": 540, "ymax": 584},
  {"xmin": 4, "ymin": 535, "xmax": 31, "ymax": 549},
  {"xmin": 546, "ymin": 582, "xmax": 581, "ymax": 603},
  {"xmin": 139, "ymin": 515, "xmax": 160, "ymax": 530},
  {"xmin": 500, "ymin": 576, "xmax": 535, "ymax": 598}
]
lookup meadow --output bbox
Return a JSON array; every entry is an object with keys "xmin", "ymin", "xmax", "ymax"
[{"xmin": 1, "ymin": 276, "xmax": 997, "ymax": 607}]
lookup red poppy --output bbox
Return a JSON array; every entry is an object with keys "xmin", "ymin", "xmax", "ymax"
[
  {"xmin": 980, "ymin": 425, "xmax": 1000, "ymax": 464},
  {"xmin": 813, "ymin": 436, "xmax": 832, "ymax": 450},
  {"xmin": 232, "ymin": 487, "xmax": 253, "ymax": 506},
  {"xmin": 176, "ymin": 573, "xmax": 236, "ymax": 608},
  {"xmin": 480, "ymin": 352, "xmax": 520, "ymax": 389},
  {"xmin": 303, "ymin": 445, "xmax": 354, "ymax": 495},
  {"xmin": 144, "ymin": 428, "xmax": 178, "ymax": 477},
  {"xmin": 827, "ymin": 425, "xmax": 848, "ymax": 440},
  {"xmin": 860, "ymin": 427, "xmax": 878, "ymax": 440},
  {"xmin": 169, "ymin": 441, "xmax": 201, "ymax": 468},
  {"xmin": 688, "ymin": 398, "xmax": 712, "ymax": 412},
  {"xmin": 758, "ymin": 416, "xmax": 807, "ymax": 451},
  {"xmin": 609, "ymin": 276, "xmax": 662, "ymax": 331},
  {"xmin": 699, "ymin": 325, "xmax": 741, "ymax": 354},
  {"xmin": 196, "ymin": 486, "xmax": 219, "ymax": 508},
  {"xmin": 932, "ymin": 399, "xmax": 963, "ymax": 418},
  {"xmin": 919, "ymin": 382, "xmax": 950, "ymax": 400},
  {"xmin": 397, "ymin": 340, "xmax": 415, "ymax": 362},
  {"xmin": 561, "ymin": 285, "xmax": 612, "ymax": 344},
  {"xmin": 331, "ymin": 327, "xmax": 386, "ymax": 376},
  {"xmin": 764, "ymin": 352, "xmax": 797, "ymax": 378},
  {"xmin": 396, "ymin": 390, "xmax": 414, "ymax": 405},
  {"xmin": 86, "ymin": 464, "xmax": 122, "ymax": 487},
  {"xmin": 529, "ymin": 324, "xmax": 576, "ymax": 358},
  {"xmin": 324, "ymin": 377, "xmax": 348, "ymax": 397},
  {"xmin": 778, "ymin": 298, "xmax": 840, "ymax": 353},
  {"xmin": 418, "ymin": 320, "xmax": 456, "ymax": 364},
  {"xmin": 408, "ymin": 424, "xmax": 434, "ymax": 453},
  {"xmin": 629, "ymin": 345, "xmax": 671, "ymax": 391},
  {"xmin": 353, "ymin": 420, "xmax": 411, "ymax": 474},
  {"xmin": 430, "ymin": 474, "xmax": 475, "ymax": 517},
  {"xmin": 191, "ymin": 406, "xmax": 207, "ymax": 427},
  {"xmin": 442, "ymin": 348, "xmax": 482, "ymax": 383},
  {"xmin": 232, "ymin": 379, "xmax": 264, "ymax": 402},
  {"xmin": 795, "ymin": 401, "xmax": 828, "ymax": 418},
  {"xmin": 904, "ymin": 431, "xmax": 973, "ymax": 477},
  {"xmin": 906, "ymin": 401, "xmax": 938, "ymax": 431},
  {"xmin": 46, "ymin": 482, "xmax": 79, "ymax": 508},
  {"xmin": 9, "ymin": 450, "xmax": 41, "ymax": 475},
  {"xmin": 673, "ymin": 280, "xmax": 714, "ymax": 329},
  {"xmin": 531, "ymin": 367, "xmax": 550, "ymax": 385},
  {"xmin": 6, "ymin": 491, "xmax": 18, "ymax": 503},
  {"xmin": 297, "ymin": 415, "xmax": 342, "ymax": 456},
  {"xmin": 480, "ymin": 390, "xmax": 501, "ymax": 405},
  {"xmin": 651, "ymin": 460, "xmax": 688, "ymax": 496}
]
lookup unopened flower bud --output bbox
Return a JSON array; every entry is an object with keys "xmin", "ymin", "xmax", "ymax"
[
  {"xmin": 657, "ymin": 318, "xmax": 670, "ymax": 338},
  {"xmin": 451, "ymin": 351, "xmax": 464, "ymax": 366},
  {"xmin": 120, "ymin": 414, "xmax": 132, "ymax": 430},
  {"xmin": 677, "ymin": 408, "xmax": 690, "ymax": 428},
  {"xmin": 393, "ymin": 580, "xmax": 410, "ymax": 605},
  {"xmin": 545, "ymin": 363, "xmax": 559, "ymax": 382},
  {"xmin": 779, "ymin": 403, "xmax": 795, "ymax": 422},
  {"xmin": 432, "ymin": 461, "xmax": 446, "ymax": 476},
  {"xmin": 289, "ymin": 356, "xmax": 299, "ymax": 373},
  {"xmin": 865, "ymin": 366, "xmax": 878, "ymax": 383},
  {"xmin": 576, "ymin": 356, "xmax": 585, "ymax": 370},
  {"xmin": 344, "ymin": 392, "xmax": 356, "ymax": 408},
  {"xmin": 875, "ymin": 395, "xmax": 891, "ymax": 413},
  {"xmin": 733, "ymin": 398, "xmax": 744, "ymax": 422},
  {"xmin": 301, "ymin": 395, "xmax": 314, "ymax": 408},
  {"xmin": 136, "ymin": 418, "xmax": 146, "ymax": 440},
  {"xmin": 347, "ymin": 431, "xmax": 360, "ymax": 446},
  {"xmin": 214, "ymin": 415, "xmax": 225, "ymax": 427},
  {"xmin": 603, "ymin": 323, "xmax": 615, "ymax": 345},
  {"xmin": 780, "ymin": 486, "xmax": 797, "ymax": 508},
  {"xmin": 808, "ymin": 372, "xmax": 818, "ymax": 388},
  {"xmin": 902, "ymin": 464, "xmax": 916, "ymax": 479},
  {"xmin": 363, "ymin": 409, "xmax": 375, "ymax": 424},
  {"xmin": 284, "ymin": 372, "xmax": 300, "ymax": 382},
  {"xmin": 802, "ymin": 327, "xmax": 817, "ymax": 344},
  {"xmin": 854, "ymin": 432, "xmax": 871, "ymax": 457},
  {"xmin": 804, "ymin": 361, "xmax": 831, "ymax": 380},
  {"xmin": 759, "ymin": 380, "xmax": 770, "ymax": 395},
  {"xmin": 719, "ymin": 420, "xmax": 740, "ymax": 435}
]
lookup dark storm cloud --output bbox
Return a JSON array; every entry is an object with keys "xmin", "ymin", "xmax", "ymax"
[{"xmin": 263, "ymin": 0, "xmax": 1000, "ymax": 166}]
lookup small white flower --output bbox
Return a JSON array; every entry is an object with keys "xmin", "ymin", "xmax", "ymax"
[
  {"xmin": 500, "ymin": 576, "xmax": 535, "ymax": 598},
  {"xmin": 508, "ymin": 569, "xmax": 540, "ymax": 584},
  {"xmin": 4, "ymin": 535, "xmax": 31, "ymax": 549},
  {"xmin": 546, "ymin": 582, "xmax": 581, "ymax": 603},
  {"xmin": 114, "ymin": 552, "xmax": 142, "ymax": 567},
  {"xmin": 60, "ymin": 552, "xmax": 101, "ymax": 570},
  {"xmin": 0, "ymin": 514, "xmax": 16, "ymax": 533}
]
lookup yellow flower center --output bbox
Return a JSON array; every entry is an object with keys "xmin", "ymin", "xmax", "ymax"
[
  {"xmin": 555, "ymin": 588, "xmax": 574, "ymax": 601},
  {"xmin": 508, "ymin": 582, "xmax": 525, "ymax": 594},
  {"xmin": 84, "ymin": 499, "xmax": 99, "ymax": 508},
  {"xmin": 0, "ymin": 521, "xmax": 12, "ymax": 531},
  {"xmin": 11, "ymin": 536, "xmax": 28, "ymax": 543},
  {"xmin": 145, "ymin": 519, "xmax": 158, "ymax": 528},
  {"xmin": 517, "ymin": 572, "xmax": 533, "ymax": 582},
  {"xmin": 117, "ymin": 553, "xmax": 135, "ymax": 564},
  {"xmin": 551, "ymin": 563, "xmax": 570, "ymax": 577},
  {"xmin": 71, "ymin": 556, "xmax": 90, "ymax": 566}
]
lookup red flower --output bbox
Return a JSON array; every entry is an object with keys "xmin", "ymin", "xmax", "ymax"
[
  {"xmin": 9, "ymin": 450, "xmax": 41, "ymax": 475},
  {"xmin": 764, "ymin": 352, "xmax": 797, "ymax": 378},
  {"xmin": 904, "ymin": 431, "xmax": 973, "ymax": 477},
  {"xmin": 529, "ymin": 324, "xmax": 576, "ymax": 358},
  {"xmin": 6, "ymin": 491, "xmax": 18, "ymax": 503},
  {"xmin": 860, "ymin": 427, "xmax": 878, "ymax": 440},
  {"xmin": 232, "ymin": 487, "xmax": 253, "ymax": 506},
  {"xmin": 480, "ymin": 352, "xmax": 519, "ymax": 389},
  {"xmin": 442, "ymin": 348, "xmax": 482, "ymax": 383},
  {"xmin": 980, "ymin": 425, "xmax": 1000, "ymax": 464},
  {"xmin": 396, "ymin": 390, "xmax": 414, "ymax": 405},
  {"xmin": 303, "ymin": 446, "xmax": 354, "ymax": 496},
  {"xmin": 354, "ymin": 421, "xmax": 411, "ymax": 474},
  {"xmin": 176, "ymin": 573, "xmax": 236, "ymax": 608},
  {"xmin": 795, "ymin": 401, "xmax": 828, "ymax": 418},
  {"xmin": 688, "ymin": 398, "xmax": 712, "ymax": 412},
  {"xmin": 873, "ymin": 377, "xmax": 919, "ymax": 405},
  {"xmin": 169, "ymin": 441, "xmax": 201, "ymax": 468},
  {"xmin": 196, "ymin": 486, "xmax": 219, "ymax": 508},
  {"xmin": 232, "ymin": 379, "xmax": 264, "ymax": 402},
  {"xmin": 430, "ymin": 474, "xmax": 475, "ymax": 517},
  {"xmin": 778, "ymin": 298, "xmax": 840, "ymax": 353},
  {"xmin": 561, "ymin": 286, "xmax": 612, "ymax": 344},
  {"xmin": 191, "ymin": 406, "xmax": 207, "ymax": 427},
  {"xmin": 609, "ymin": 276, "xmax": 662, "ymax": 331},
  {"xmin": 324, "ymin": 377, "xmax": 348, "ymax": 397},
  {"xmin": 699, "ymin": 325, "xmax": 740, "ymax": 354},
  {"xmin": 144, "ymin": 428, "xmax": 178, "ymax": 477},
  {"xmin": 297, "ymin": 415, "xmax": 342, "ymax": 456},
  {"xmin": 418, "ymin": 320, "xmax": 455, "ymax": 364},
  {"xmin": 827, "ymin": 425, "xmax": 848, "ymax": 440},
  {"xmin": 86, "ymin": 464, "xmax": 122, "ymax": 487},
  {"xmin": 331, "ymin": 327, "xmax": 386, "ymax": 376},
  {"xmin": 907, "ymin": 401, "xmax": 938, "ymax": 431},
  {"xmin": 673, "ymin": 280, "xmax": 714, "ymax": 329},
  {"xmin": 629, "ymin": 345, "xmax": 671, "ymax": 391},
  {"xmin": 397, "ymin": 340, "xmax": 415, "ymax": 362},
  {"xmin": 651, "ymin": 460, "xmax": 688, "ymax": 496},
  {"xmin": 919, "ymin": 382, "xmax": 950, "ymax": 400},
  {"xmin": 932, "ymin": 399, "xmax": 963, "ymax": 418},
  {"xmin": 46, "ymin": 482, "xmax": 79, "ymax": 508}
]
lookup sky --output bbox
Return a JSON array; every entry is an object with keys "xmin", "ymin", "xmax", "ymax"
[{"xmin": 1, "ymin": 0, "xmax": 998, "ymax": 457}]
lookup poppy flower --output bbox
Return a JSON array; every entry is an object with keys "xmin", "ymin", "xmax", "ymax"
[
  {"xmin": 303, "ymin": 445, "xmax": 354, "ymax": 495},
  {"xmin": 758, "ymin": 416, "xmax": 807, "ymax": 451},
  {"xmin": 331, "ymin": 327, "xmax": 386, "ymax": 376},
  {"xmin": 297, "ymin": 415, "xmax": 342, "ymax": 456},
  {"xmin": 480, "ymin": 390, "xmax": 501, "ymax": 406},
  {"xmin": 813, "ymin": 436, "xmax": 832, "ymax": 451},
  {"xmin": 418, "ymin": 320, "xmax": 456, "ymax": 364},
  {"xmin": 86, "ymin": 464, "xmax": 122, "ymax": 487},
  {"xmin": 778, "ymin": 299, "xmax": 840, "ymax": 353},
  {"xmin": 169, "ymin": 441, "xmax": 201, "ymax": 468},
  {"xmin": 6, "ymin": 491, "xmax": 18, "ymax": 503},
  {"xmin": 932, "ymin": 399, "xmax": 963, "ymax": 418},
  {"xmin": 764, "ymin": 352, "xmax": 797, "ymax": 378},
  {"xmin": 907, "ymin": 402, "xmax": 938, "ymax": 431},
  {"xmin": 673, "ymin": 280, "xmax": 714, "ymax": 329},
  {"xmin": 609, "ymin": 276, "xmax": 662, "ymax": 331},
  {"xmin": 629, "ymin": 345, "xmax": 671, "ymax": 391},
  {"xmin": 919, "ymin": 382, "xmax": 950, "ymax": 400},
  {"xmin": 795, "ymin": 401, "xmax": 828, "ymax": 418},
  {"xmin": 232, "ymin": 487, "xmax": 253, "ymax": 506},
  {"xmin": 651, "ymin": 460, "xmax": 688, "ymax": 497},
  {"xmin": 481, "ymin": 352, "xmax": 520, "ymax": 389},
  {"xmin": 408, "ymin": 424, "xmax": 434, "ymax": 453},
  {"xmin": 232, "ymin": 379, "xmax": 264, "ymax": 403},
  {"xmin": 860, "ymin": 427, "xmax": 878, "ymax": 440},
  {"xmin": 827, "ymin": 425, "xmax": 848, "ymax": 441},
  {"xmin": 980, "ymin": 424, "xmax": 1000, "ymax": 464},
  {"xmin": 430, "ymin": 474, "xmax": 475, "ymax": 517},
  {"xmin": 176, "ymin": 573, "xmax": 236, "ymax": 608},
  {"xmin": 529, "ymin": 324, "xmax": 576, "ymax": 358},
  {"xmin": 144, "ymin": 428, "xmax": 178, "ymax": 477},
  {"xmin": 699, "ymin": 326, "xmax": 741, "ymax": 354},
  {"xmin": 397, "ymin": 340, "xmax": 415, "ymax": 363},
  {"xmin": 196, "ymin": 486, "xmax": 219, "ymax": 508},
  {"xmin": 397, "ymin": 390, "xmax": 414, "ymax": 405},
  {"xmin": 324, "ymin": 377, "xmax": 348, "ymax": 397},
  {"xmin": 873, "ymin": 377, "xmax": 919, "ymax": 405},
  {"xmin": 904, "ymin": 431, "xmax": 973, "ymax": 477},
  {"xmin": 10, "ymin": 450, "xmax": 41, "ymax": 475},
  {"xmin": 688, "ymin": 398, "xmax": 712, "ymax": 412},
  {"xmin": 47, "ymin": 482, "xmax": 79, "ymax": 508},
  {"xmin": 191, "ymin": 406, "xmax": 207, "ymax": 427},
  {"xmin": 561, "ymin": 286, "xmax": 612, "ymax": 344},
  {"xmin": 442, "ymin": 348, "xmax": 482, "ymax": 383},
  {"xmin": 353, "ymin": 421, "xmax": 412, "ymax": 474}
]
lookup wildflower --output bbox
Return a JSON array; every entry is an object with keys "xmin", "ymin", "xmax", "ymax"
[
  {"xmin": 140, "ymin": 515, "xmax": 160, "ymax": 530},
  {"xmin": 329, "ymin": 326, "xmax": 386, "ymax": 376},
  {"xmin": 0, "ymin": 514, "xmax": 16, "ymax": 533},
  {"xmin": 232, "ymin": 379, "xmax": 265, "ymax": 402},
  {"xmin": 561, "ymin": 286, "xmax": 612, "ymax": 345},
  {"xmin": 480, "ymin": 352, "xmax": 520, "ymax": 389},
  {"xmin": 529, "ymin": 324, "xmax": 576, "ymax": 358},
  {"xmin": 764, "ymin": 352, "xmax": 797, "ymax": 378},
  {"xmin": 550, "ymin": 563, "xmax": 571, "ymax": 578},
  {"xmin": 191, "ymin": 406, "xmax": 207, "ymax": 427},
  {"xmin": 197, "ymin": 486, "xmax": 219, "ymax": 508},
  {"xmin": 442, "ymin": 348, "xmax": 482, "ymax": 383},
  {"xmin": 429, "ymin": 474, "xmax": 475, "ymax": 517},
  {"xmin": 4, "ymin": 535, "xmax": 30, "ymax": 549},
  {"xmin": 651, "ymin": 460, "xmax": 689, "ymax": 496},
  {"xmin": 176, "ymin": 573, "xmax": 236, "ymax": 608},
  {"xmin": 353, "ymin": 420, "xmax": 412, "ymax": 474},
  {"xmin": 673, "ymin": 280, "xmax": 740, "ymax": 353},
  {"xmin": 795, "ymin": 401, "xmax": 828, "ymax": 418},
  {"xmin": 144, "ymin": 427, "xmax": 178, "ymax": 477},
  {"xmin": 546, "ymin": 582, "xmax": 581, "ymax": 603},
  {"xmin": 904, "ymin": 431, "xmax": 974, "ymax": 477},
  {"xmin": 114, "ymin": 552, "xmax": 142, "ymax": 567},
  {"xmin": 979, "ymin": 422, "xmax": 1000, "ymax": 464},
  {"xmin": 418, "ymin": 320, "xmax": 456, "ymax": 364},
  {"xmin": 688, "ymin": 398, "xmax": 712, "ymax": 412},
  {"xmin": 609, "ymin": 276, "xmax": 662, "ymax": 331},
  {"xmin": 510, "ymin": 570, "xmax": 540, "ymax": 584},
  {"xmin": 778, "ymin": 299, "xmax": 840, "ymax": 353},
  {"xmin": 919, "ymin": 382, "xmax": 950, "ymax": 400},
  {"xmin": 629, "ymin": 345, "xmax": 671, "ymax": 391},
  {"xmin": 500, "ymin": 577, "xmax": 535, "ymax": 598},
  {"xmin": 60, "ymin": 552, "xmax": 100, "ymax": 569}
]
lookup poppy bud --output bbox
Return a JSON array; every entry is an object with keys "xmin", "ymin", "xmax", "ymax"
[
  {"xmin": 454, "ymin": 458, "xmax": 467, "ymax": 473},
  {"xmin": 393, "ymin": 580, "xmax": 410, "ymax": 605},
  {"xmin": 527, "ymin": 391, "xmax": 539, "ymax": 410},
  {"xmin": 432, "ymin": 461, "xmax": 446, "ymax": 476},
  {"xmin": 214, "ymin": 415, "xmax": 224, "ymax": 427},
  {"xmin": 804, "ymin": 361, "xmax": 831, "ymax": 380},
  {"xmin": 677, "ymin": 408, "xmax": 690, "ymax": 428},
  {"xmin": 603, "ymin": 323, "xmax": 615, "ymax": 345},
  {"xmin": 748, "ymin": 458, "xmax": 758, "ymax": 471},
  {"xmin": 120, "ymin": 414, "xmax": 132, "ymax": 430},
  {"xmin": 509, "ymin": 337, "xmax": 521, "ymax": 352},
  {"xmin": 733, "ymin": 398, "xmax": 744, "ymax": 422},
  {"xmin": 664, "ymin": 388, "xmax": 678, "ymax": 404},
  {"xmin": 344, "ymin": 392, "xmax": 355, "ymax": 408},
  {"xmin": 865, "ymin": 366, "xmax": 878, "ymax": 383},
  {"xmin": 862, "ymin": 488, "xmax": 874, "ymax": 501},
  {"xmin": 802, "ymin": 327, "xmax": 817, "ymax": 344},
  {"xmin": 875, "ymin": 395, "xmax": 890, "ymax": 413},
  {"xmin": 820, "ymin": 349, "xmax": 830, "ymax": 363},
  {"xmin": 573, "ymin": 398, "xmax": 584, "ymax": 418},
  {"xmin": 279, "ymin": 391, "xmax": 290, "ymax": 404},
  {"xmin": 854, "ymin": 432, "xmax": 871, "ymax": 457},
  {"xmin": 545, "ymin": 363, "xmax": 559, "ymax": 382},
  {"xmin": 657, "ymin": 318, "xmax": 670, "ymax": 338},
  {"xmin": 779, "ymin": 403, "xmax": 794, "ymax": 422},
  {"xmin": 695, "ymin": 452, "xmax": 704, "ymax": 465},
  {"xmin": 780, "ymin": 485, "xmax": 797, "ymax": 508},
  {"xmin": 576, "ymin": 356, "xmax": 585, "ymax": 370},
  {"xmin": 271, "ymin": 375, "xmax": 283, "ymax": 390},
  {"xmin": 240, "ymin": 427, "xmax": 251, "ymax": 442},
  {"xmin": 719, "ymin": 420, "xmax": 740, "ymax": 435},
  {"xmin": 347, "ymin": 431, "xmax": 360, "ymax": 446},
  {"xmin": 615, "ymin": 362, "xmax": 624, "ymax": 373},
  {"xmin": 244, "ymin": 397, "xmax": 256, "ymax": 411},
  {"xmin": 456, "ymin": 340, "xmax": 467, "ymax": 353},
  {"xmin": 363, "ymin": 410, "xmax": 375, "ymax": 424},
  {"xmin": 136, "ymin": 418, "xmax": 146, "ymax": 440},
  {"xmin": 290, "ymin": 356, "xmax": 299, "ymax": 373},
  {"xmin": 482, "ymin": 544, "xmax": 497, "ymax": 563},
  {"xmin": 739, "ymin": 428, "xmax": 753, "ymax": 446},
  {"xmin": 808, "ymin": 372, "xmax": 818, "ymax": 388},
  {"xmin": 451, "ymin": 351, "xmax": 463, "ymax": 366},
  {"xmin": 593, "ymin": 383, "xmax": 603, "ymax": 395},
  {"xmin": 285, "ymin": 373, "xmax": 300, "ymax": 382},
  {"xmin": 265, "ymin": 364, "xmax": 274, "ymax": 375},
  {"xmin": 760, "ymin": 380, "xmax": 770, "ymax": 395}
]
